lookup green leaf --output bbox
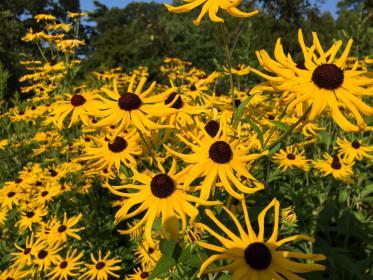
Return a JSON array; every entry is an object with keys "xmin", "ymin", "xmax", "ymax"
[
  {"xmin": 160, "ymin": 239, "xmax": 182, "ymax": 260},
  {"xmin": 246, "ymin": 116, "xmax": 264, "ymax": 148},
  {"xmin": 270, "ymin": 120, "xmax": 290, "ymax": 132},
  {"xmin": 268, "ymin": 143, "xmax": 282, "ymax": 156},
  {"xmin": 148, "ymin": 255, "xmax": 176, "ymax": 280},
  {"xmin": 233, "ymin": 95, "xmax": 255, "ymax": 129}
]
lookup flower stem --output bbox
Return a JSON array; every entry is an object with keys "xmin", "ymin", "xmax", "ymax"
[
  {"xmin": 267, "ymin": 106, "xmax": 312, "ymax": 150},
  {"xmin": 220, "ymin": 23, "xmax": 235, "ymax": 121}
]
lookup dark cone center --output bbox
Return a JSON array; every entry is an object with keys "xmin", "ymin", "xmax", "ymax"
[
  {"xmin": 37, "ymin": 250, "xmax": 48, "ymax": 259},
  {"xmin": 96, "ymin": 261, "xmax": 105, "ymax": 270},
  {"xmin": 190, "ymin": 85, "xmax": 197, "ymax": 91},
  {"xmin": 26, "ymin": 211, "xmax": 35, "ymax": 218},
  {"xmin": 141, "ymin": 272, "xmax": 149, "ymax": 279},
  {"xmin": 150, "ymin": 174, "xmax": 175, "ymax": 198},
  {"xmin": 58, "ymin": 225, "xmax": 67, "ymax": 233},
  {"xmin": 23, "ymin": 248, "xmax": 31, "ymax": 255},
  {"xmin": 287, "ymin": 153, "xmax": 296, "ymax": 160},
  {"xmin": 41, "ymin": 191, "xmax": 49, "ymax": 197},
  {"xmin": 244, "ymin": 242, "xmax": 272, "ymax": 270},
  {"xmin": 60, "ymin": 261, "xmax": 68, "ymax": 269},
  {"xmin": 15, "ymin": 178, "xmax": 23, "ymax": 184},
  {"xmin": 7, "ymin": 192, "xmax": 15, "ymax": 198},
  {"xmin": 331, "ymin": 156, "xmax": 342, "ymax": 170},
  {"xmin": 209, "ymin": 141, "xmax": 233, "ymax": 164},
  {"xmin": 351, "ymin": 140, "xmax": 360, "ymax": 149},
  {"xmin": 204, "ymin": 121, "xmax": 220, "ymax": 137},
  {"xmin": 70, "ymin": 94, "xmax": 86, "ymax": 106},
  {"xmin": 165, "ymin": 92, "xmax": 183, "ymax": 109},
  {"xmin": 49, "ymin": 169, "xmax": 58, "ymax": 177},
  {"xmin": 118, "ymin": 93, "xmax": 141, "ymax": 111},
  {"xmin": 312, "ymin": 64, "xmax": 344, "ymax": 90},
  {"xmin": 108, "ymin": 137, "xmax": 128, "ymax": 153}
]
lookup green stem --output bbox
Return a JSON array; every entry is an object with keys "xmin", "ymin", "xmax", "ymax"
[
  {"xmin": 267, "ymin": 106, "xmax": 312, "ymax": 150},
  {"xmin": 220, "ymin": 23, "xmax": 235, "ymax": 120},
  {"xmin": 136, "ymin": 128, "xmax": 157, "ymax": 167},
  {"xmin": 36, "ymin": 42, "xmax": 48, "ymax": 63}
]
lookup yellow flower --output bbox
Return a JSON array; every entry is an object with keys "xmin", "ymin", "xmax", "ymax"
[
  {"xmin": 197, "ymin": 198, "xmax": 326, "ymax": 279},
  {"xmin": 0, "ymin": 267, "xmax": 30, "ymax": 280},
  {"xmin": 134, "ymin": 240, "xmax": 161, "ymax": 268},
  {"xmin": 251, "ymin": 29, "xmax": 373, "ymax": 132},
  {"xmin": 16, "ymin": 206, "xmax": 48, "ymax": 233},
  {"xmin": 0, "ymin": 139, "xmax": 8, "ymax": 150},
  {"xmin": 0, "ymin": 207, "xmax": 8, "ymax": 227},
  {"xmin": 32, "ymin": 242, "xmax": 62, "ymax": 271},
  {"xmin": 313, "ymin": 153, "xmax": 354, "ymax": 182},
  {"xmin": 81, "ymin": 251, "xmax": 121, "ymax": 280},
  {"xmin": 165, "ymin": 128, "xmax": 268, "ymax": 200},
  {"xmin": 12, "ymin": 233, "xmax": 44, "ymax": 268},
  {"xmin": 272, "ymin": 146, "xmax": 310, "ymax": 172},
  {"xmin": 78, "ymin": 130, "xmax": 142, "ymax": 171},
  {"xmin": 56, "ymin": 39, "xmax": 85, "ymax": 53},
  {"xmin": 281, "ymin": 206, "xmax": 298, "ymax": 228},
  {"xmin": 94, "ymin": 75, "xmax": 176, "ymax": 136},
  {"xmin": 106, "ymin": 161, "xmax": 219, "ymax": 246},
  {"xmin": 48, "ymin": 213, "xmax": 85, "ymax": 244},
  {"xmin": 124, "ymin": 264, "xmax": 153, "ymax": 280},
  {"xmin": 34, "ymin": 14, "xmax": 56, "ymax": 22},
  {"xmin": 48, "ymin": 248, "xmax": 84, "ymax": 280},
  {"xmin": 67, "ymin": 11, "xmax": 88, "ymax": 18},
  {"xmin": 336, "ymin": 137, "xmax": 373, "ymax": 162},
  {"xmin": 165, "ymin": 0, "xmax": 259, "ymax": 26}
]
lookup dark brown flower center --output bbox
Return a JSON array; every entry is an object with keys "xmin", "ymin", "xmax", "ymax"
[
  {"xmin": 23, "ymin": 248, "xmax": 31, "ymax": 254},
  {"xmin": 15, "ymin": 178, "xmax": 23, "ymax": 184},
  {"xmin": 108, "ymin": 137, "xmax": 128, "ymax": 153},
  {"xmin": 351, "ymin": 140, "xmax": 360, "ymax": 149},
  {"xmin": 70, "ymin": 94, "xmax": 86, "ymax": 106},
  {"xmin": 141, "ymin": 272, "xmax": 149, "ymax": 279},
  {"xmin": 58, "ymin": 225, "xmax": 67, "ymax": 233},
  {"xmin": 190, "ymin": 85, "xmax": 197, "ymax": 91},
  {"xmin": 150, "ymin": 174, "xmax": 175, "ymax": 198},
  {"xmin": 41, "ymin": 191, "xmax": 49, "ymax": 197},
  {"xmin": 96, "ymin": 261, "xmax": 105, "ymax": 270},
  {"xmin": 60, "ymin": 261, "xmax": 68, "ymax": 269},
  {"xmin": 287, "ymin": 153, "xmax": 296, "ymax": 160},
  {"xmin": 26, "ymin": 211, "xmax": 35, "ymax": 218},
  {"xmin": 165, "ymin": 92, "xmax": 183, "ymax": 109},
  {"xmin": 331, "ymin": 156, "xmax": 342, "ymax": 170},
  {"xmin": 312, "ymin": 64, "xmax": 344, "ymax": 90},
  {"xmin": 37, "ymin": 250, "xmax": 48, "ymax": 259},
  {"xmin": 209, "ymin": 141, "xmax": 233, "ymax": 164},
  {"xmin": 118, "ymin": 93, "xmax": 141, "ymax": 111},
  {"xmin": 49, "ymin": 169, "xmax": 58, "ymax": 177},
  {"xmin": 204, "ymin": 121, "xmax": 220, "ymax": 137},
  {"xmin": 268, "ymin": 115, "xmax": 275, "ymax": 121},
  {"xmin": 7, "ymin": 192, "xmax": 15, "ymax": 198},
  {"xmin": 148, "ymin": 248, "xmax": 154, "ymax": 254},
  {"xmin": 244, "ymin": 242, "xmax": 272, "ymax": 270},
  {"xmin": 35, "ymin": 181, "xmax": 42, "ymax": 186}
]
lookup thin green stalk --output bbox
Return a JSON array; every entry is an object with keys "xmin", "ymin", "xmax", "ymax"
[
  {"xmin": 220, "ymin": 23, "xmax": 235, "ymax": 120},
  {"xmin": 136, "ymin": 128, "xmax": 157, "ymax": 167},
  {"xmin": 267, "ymin": 106, "xmax": 312, "ymax": 150},
  {"xmin": 36, "ymin": 42, "xmax": 48, "ymax": 63}
]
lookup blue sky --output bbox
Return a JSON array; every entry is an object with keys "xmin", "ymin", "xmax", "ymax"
[{"xmin": 80, "ymin": 0, "xmax": 339, "ymax": 15}]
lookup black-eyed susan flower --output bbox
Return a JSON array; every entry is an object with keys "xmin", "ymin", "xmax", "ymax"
[
  {"xmin": 106, "ymin": 161, "xmax": 219, "ymax": 246},
  {"xmin": 0, "ymin": 139, "xmax": 8, "ymax": 150},
  {"xmin": 78, "ymin": 130, "xmax": 142, "ymax": 171},
  {"xmin": 16, "ymin": 206, "xmax": 48, "ymax": 233},
  {"xmin": 272, "ymin": 146, "xmax": 310, "ymax": 172},
  {"xmin": 313, "ymin": 153, "xmax": 354, "ymax": 182},
  {"xmin": 94, "ymin": 75, "xmax": 176, "ymax": 136},
  {"xmin": 165, "ymin": 0, "xmax": 259, "ymax": 26},
  {"xmin": 0, "ymin": 267, "xmax": 30, "ymax": 280},
  {"xmin": 165, "ymin": 129, "xmax": 268, "ymax": 200},
  {"xmin": 281, "ymin": 206, "xmax": 298, "ymax": 228},
  {"xmin": 48, "ymin": 248, "xmax": 84, "ymax": 280},
  {"xmin": 196, "ymin": 198, "xmax": 326, "ymax": 279},
  {"xmin": 81, "ymin": 250, "xmax": 121, "ymax": 280},
  {"xmin": 124, "ymin": 264, "xmax": 152, "ymax": 280},
  {"xmin": 251, "ymin": 29, "xmax": 373, "ymax": 132},
  {"xmin": 32, "ymin": 242, "xmax": 62, "ymax": 271},
  {"xmin": 51, "ymin": 89, "xmax": 103, "ymax": 129},
  {"xmin": 134, "ymin": 240, "xmax": 161, "ymax": 268},
  {"xmin": 336, "ymin": 137, "xmax": 372, "ymax": 162},
  {"xmin": 48, "ymin": 213, "xmax": 84, "ymax": 244},
  {"xmin": 0, "ymin": 207, "xmax": 8, "ymax": 227},
  {"xmin": 12, "ymin": 233, "xmax": 43, "ymax": 267}
]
